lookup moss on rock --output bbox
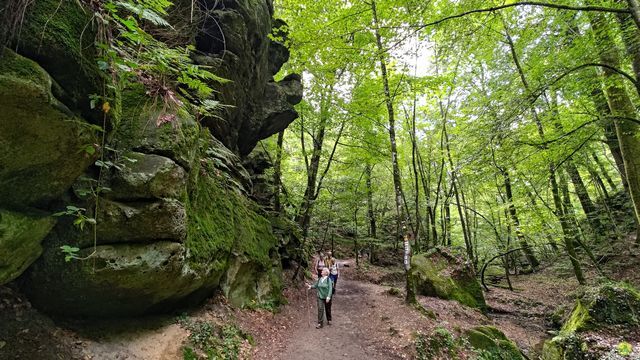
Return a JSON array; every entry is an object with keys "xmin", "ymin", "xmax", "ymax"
[
  {"xmin": 0, "ymin": 209, "xmax": 55, "ymax": 284},
  {"xmin": 13, "ymin": 0, "xmax": 101, "ymax": 115},
  {"xmin": 464, "ymin": 326, "xmax": 525, "ymax": 360},
  {"xmin": 112, "ymin": 85, "xmax": 200, "ymax": 168},
  {"xmin": 409, "ymin": 247, "xmax": 487, "ymax": 311},
  {"xmin": 0, "ymin": 48, "xmax": 96, "ymax": 207},
  {"xmin": 24, "ymin": 239, "xmax": 218, "ymax": 317},
  {"xmin": 185, "ymin": 148, "xmax": 283, "ymax": 306},
  {"xmin": 542, "ymin": 282, "xmax": 640, "ymax": 359}
]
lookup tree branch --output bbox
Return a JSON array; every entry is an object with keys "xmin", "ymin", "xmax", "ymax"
[{"xmin": 413, "ymin": 2, "xmax": 629, "ymax": 31}]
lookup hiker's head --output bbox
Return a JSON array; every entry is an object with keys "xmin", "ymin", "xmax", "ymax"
[
  {"xmin": 319, "ymin": 251, "xmax": 325, "ymax": 258},
  {"xmin": 321, "ymin": 268, "xmax": 330, "ymax": 277},
  {"xmin": 327, "ymin": 251, "xmax": 333, "ymax": 257}
]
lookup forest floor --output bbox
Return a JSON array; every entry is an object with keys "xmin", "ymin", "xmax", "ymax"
[{"xmin": 2, "ymin": 238, "xmax": 640, "ymax": 359}]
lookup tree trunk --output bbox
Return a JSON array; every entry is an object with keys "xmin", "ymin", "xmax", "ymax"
[
  {"xmin": 443, "ymin": 120, "xmax": 474, "ymax": 263},
  {"xmin": 565, "ymin": 160, "xmax": 605, "ymax": 239},
  {"xmin": 365, "ymin": 164, "xmax": 377, "ymax": 238},
  {"xmin": 586, "ymin": 161, "xmax": 610, "ymax": 200},
  {"xmin": 371, "ymin": 0, "xmax": 415, "ymax": 304},
  {"xmin": 590, "ymin": 87, "xmax": 628, "ymax": 189},
  {"xmin": 589, "ymin": 10, "xmax": 640, "ymax": 242},
  {"xmin": 558, "ymin": 169, "xmax": 587, "ymax": 285},
  {"xmin": 273, "ymin": 130, "xmax": 285, "ymax": 212},
  {"xmin": 626, "ymin": 0, "xmax": 640, "ymax": 29},
  {"xmin": 502, "ymin": 169, "xmax": 540, "ymax": 269},
  {"xmin": 592, "ymin": 152, "xmax": 618, "ymax": 193}
]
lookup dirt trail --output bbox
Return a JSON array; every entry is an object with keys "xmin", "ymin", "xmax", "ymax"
[
  {"xmin": 272, "ymin": 279, "xmax": 389, "ymax": 360},
  {"xmin": 244, "ymin": 263, "xmax": 433, "ymax": 360}
]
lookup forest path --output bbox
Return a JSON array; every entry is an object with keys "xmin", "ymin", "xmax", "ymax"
[
  {"xmin": 244, "ymin": 261, "xmax": 428, "ymax": 360},
  {"xmin": 268, "ymin": 279, "xmax": 387, "ymax": 360}
]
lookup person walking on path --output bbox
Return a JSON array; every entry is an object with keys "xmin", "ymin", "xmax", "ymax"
[
  {"xmin": 326, "ymin": 251, "xmax": 339, "ymax": 293},
  {"xmin": 308, "ymin": 267, "xmax": 333, "ymax": 328},
  {"xmin": 313, "ymin": 251, "xmax": 326, "ymax": 278}
]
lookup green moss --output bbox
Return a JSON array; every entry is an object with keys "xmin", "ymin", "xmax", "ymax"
[
  {"xmin": 0, "ymin": 209, "xmax": 55, "ymax": 284},
  {"xmin": 113, "ymin": 85, "xmax": 200, "ymax": 166},
  {"xmin": 0, "ymin": 48, "xmax": 50, "ymax": 85},
  {"xmin": 561, "ymin": 300, "xmax": 591, "ymax": 334},
  {"xmin": 16, "ymin": 0, "xmax": 100, "ymax": 107},
  {"xmin": 410, "ymin": 250, "xmax": 487, "ymax": 311},
  {"xmin": 464, "ymin": 326, "xmax": 525, "ymax": 360},
  {"xmin": 560, "ymin": 282, "xmax": 640, "ymax": 335},
  {"xmin": 0, "ymin": 49, "xmax": 96, "ymax": 207},
  {"xmin": 544, "ymin": 282, "xmax": 640, "ymax": 360}
]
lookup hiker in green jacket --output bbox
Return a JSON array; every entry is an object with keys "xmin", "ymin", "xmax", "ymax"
[{"xmin": 309, "ymin": 267, "xmax": 333, "ymax": 328}]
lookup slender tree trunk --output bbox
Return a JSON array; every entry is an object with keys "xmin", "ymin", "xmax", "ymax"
[
  {"xmin": 565, "ymin": 160, "xmax": 605, "ymax": 239},
  {"xmin": 501, "ymin": 169, "xmax": 540, "ymax": 269},
  {"xmin": 445, "ymin": 191, "xmax": 452, "ymax": 246},
  {"xmin": 589, "ymin": 10, "xmax": 640, "ymax": 242},
  {"xmin": 273, "ymin": 130, "xmax": 285, "ymax": 212},
  {"xmin": 590, "ymin": 88, "xmax": 628, "ymax": 189},
  {"xmin": 410, "ymin": 102, "xmax": 422, "ymax": 250},
  {"xmin": 443, "ymin": 121, "xmax": 474, "ymax": 263},
  {"xmin": 592, "ymin": 152, "xmax": 618, "ymax": 192},
  {"xmin": 365, "ymin": 164, "xmax": 377, "ymax": 238},
  {"xmin": 586, "ymin": 161, "xmax": 610, "ymax": 200},
  {"xmin": 371, "ymin": 0, "xmax": 415, "ymax": 304},
  {"xmin": 504, "ymin": 23, "xmax": 568, "ymax": 256},
  {"xmin": 296, "ymin": 92, "xmax": 330, "ymax": 239},
  {"xmin": 558, "ymin": 169, "xmax": 587, "ymax": 285},
  {"xmin": 417, "ymin": 151, "xmax": 435, "ymax": 247}
]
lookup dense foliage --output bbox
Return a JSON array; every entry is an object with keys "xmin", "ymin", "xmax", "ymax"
[{"xmin": 265, "ymin": 0, "xmax": 640, "ymax": 286}]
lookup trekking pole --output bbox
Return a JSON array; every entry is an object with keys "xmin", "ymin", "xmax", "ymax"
[{"xmin": 306, "ymin": 287, "xmax": 311, "ymax": 327}]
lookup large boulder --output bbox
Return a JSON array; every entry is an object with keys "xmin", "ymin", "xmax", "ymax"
[
  {"xmin": 542, "ymin": 282, "xmax": 640, "ymax": 360},
  {"xmin": 0, "ymin": 49, "xmax": 96, "ymax": 208},
  {"xmin": 0, "ymin": 210, "xmax": 56, "ymax": 284},
  {"xmin": 464, "ymin": 326, "xmax": 525, "ymax": 360},
  {"xmin": 7, "ymin": 0, "xmax": 294, "ymax": 317},
  {"xmin": 22, "ymin": 122, "xmax": 283, "ymax": 316},
  {"xmin": 416, "ymin": 326, "xmax": 525, "ymax": 360},
  {"xmin": 410, "ymin": 247, "xmax": 487, "ymax": 311}
]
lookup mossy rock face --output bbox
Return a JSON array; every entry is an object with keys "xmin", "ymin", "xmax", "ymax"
[
  {"xmin": 23, "ymin": 131, "xmax": 283, "ymax": 316},
  {"xmin": 24, "ymin": 237, "xmax": 219, "ymax": 317},
  {"xmin": 0, "ymin": 49, "xmax": 96, "ymax": 207},
  {"xmin": 464, "ymin": 326, "xmax": 525, "ymax": 360},
  {"xmin": 0, "ymin": 209, "xmax": 56, "ymax": 284},
  {"xmin": 542, "ymin": 282, "xmax": 640, "ymax": 360},
  {"xmin": 105, "ymin": 152, "xmax": 188, "ymax": 200},
  {"xmin": 409, "ymin": 247, "xmax": 487, "ymax": 311},
  {"xmin": 111, "ymin": 86, "xmax": 200, "ymax": 169},
  {"xmin": 11, "ymin": 0, "xmax": 101, "ymax": 118},
  {"xmin": 561, "ymin": 282, "xmax": 640, "ymax": 334}
]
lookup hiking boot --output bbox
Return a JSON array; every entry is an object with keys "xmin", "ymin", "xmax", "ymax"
[
  {"xmin": 316, "ymin": 323, "xmax": 323, "ymax": 329},
  {"xmin": 327, "ymin": 321, "xmax": 332, "ymax": 326}
]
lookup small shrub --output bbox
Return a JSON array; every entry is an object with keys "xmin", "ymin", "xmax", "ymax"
[
  {"xmin": 178, "ymin": 317, "xmax": 249, "ymax": 360},
  {"xmin": 386, "ymin": 287, "xmax": 402, "ymax": 297},
  {"xmin": 617, "ymin": 342, "xmax": 633, "ymax": 357}
]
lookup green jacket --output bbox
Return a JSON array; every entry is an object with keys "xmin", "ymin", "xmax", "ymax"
[{"xmin": 311, "ymin": 276, "xmax": 333, "ymax": 299}]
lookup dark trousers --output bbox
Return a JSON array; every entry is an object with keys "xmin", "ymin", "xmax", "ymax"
[
  {"xmin": 317, "ymin": 297, "xmax": 332, "ymax": 324},
  {"xmin": 329, "ymin": 274, "xmax": 338, "ymax": 290}
]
